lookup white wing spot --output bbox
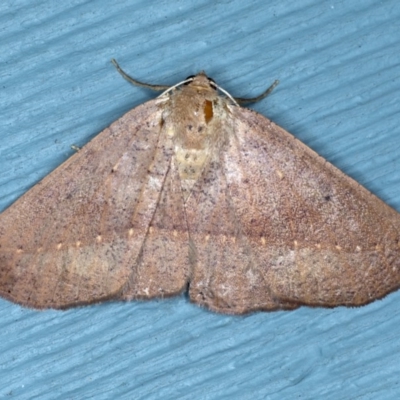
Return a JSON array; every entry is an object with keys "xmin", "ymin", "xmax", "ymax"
[
  {"xmin": 166, "ymin": 127, "xmax": 175, "ymax": 137},
  {"xmin": 57, "ymin": 243, "xmax": 62, "ymax": 250},
  {"xmin": 96, "ymin": 235, "xmax": 102, "ymax": 243},
  {"xmin": 148, "ymin": 175, "xmax": 161, "ymax": 190},
  {"xmin": 112, "ymin": 161, "xmax": 120, "ymax": 171},
  {"xmin": 76, "ymin": 241, "xmax": 81, "ymax": 248},
  {"xmin": 225, "ymin": 161, "xmax": 243, "ymax": 184}
]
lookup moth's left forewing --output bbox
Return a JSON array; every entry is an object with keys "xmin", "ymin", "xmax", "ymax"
[{"xmin": 0, "ymin": 100, "xmax": 191, "ymax": 309}]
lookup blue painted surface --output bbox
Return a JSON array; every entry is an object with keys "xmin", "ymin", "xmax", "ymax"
[{"xmin": 1, "ymin": 1, "xmax": 400, "ymax": 399}]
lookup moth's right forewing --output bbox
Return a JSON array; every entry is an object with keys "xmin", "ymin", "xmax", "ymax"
[{"xmin": 226, "ymin": 107, "xmax": 400, "ymax": 308}]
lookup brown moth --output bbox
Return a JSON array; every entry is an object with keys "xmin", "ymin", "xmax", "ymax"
[{"xmin": 0, "ymin": 60, "xmax": 399, "ymax": 314}]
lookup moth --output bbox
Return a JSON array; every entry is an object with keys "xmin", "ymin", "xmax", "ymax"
[{"xmin": 0, "ymin": 60, "xmax": 399, "ymax": 314}]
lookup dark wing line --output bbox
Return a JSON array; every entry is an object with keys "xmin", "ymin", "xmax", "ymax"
[{"xmin": 118, "ymin": 156, "xmax": 191, "ymax": 301}]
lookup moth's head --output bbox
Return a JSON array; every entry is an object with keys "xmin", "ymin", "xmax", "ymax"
[{"xmin": 185, "ymin": 72, "xmax": 217, "ymax": 92}]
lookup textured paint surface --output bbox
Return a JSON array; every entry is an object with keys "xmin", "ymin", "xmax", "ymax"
[
  {"xmin": 1, "ymin": 1, "xmax": 400, "ymax": 399},
  {"xmin": 1, "ymin": 72, "xmax": 400, "ymax": 314}
]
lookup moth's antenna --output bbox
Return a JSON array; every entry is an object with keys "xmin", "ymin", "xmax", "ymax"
[
  {"xmin": 111, "ymin": 59, "xmax": 170, "ymax": 91},
  {"xmin": 157, "ymin": 77, "xmax": 195, "ymax": 98},
  {"xmin": 234, "ymin": 80, "xmax": 279, "ymax": 105},
  {"xmin": 211, "ymin": 83, "xmax": 240, "ymax": 106}
]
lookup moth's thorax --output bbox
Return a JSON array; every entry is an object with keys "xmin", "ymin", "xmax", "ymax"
[{"xmin": 162, "ymin": 75, "xmax": 231, "ymax": 190}]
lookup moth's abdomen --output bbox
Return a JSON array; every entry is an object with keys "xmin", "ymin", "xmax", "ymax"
[{"xmin": 175, "ymin": 147, "xmax": 209, "ymax": 181}]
